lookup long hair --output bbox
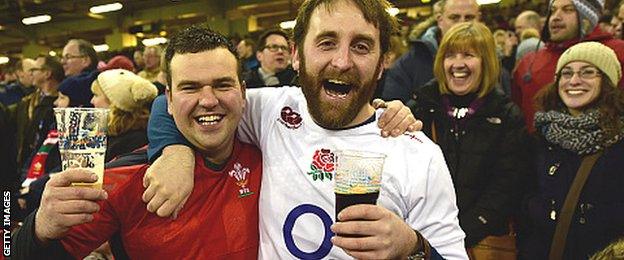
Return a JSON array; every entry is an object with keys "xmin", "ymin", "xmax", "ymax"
[
  {"xmin": 433, "ymin": 22, "xmax": 500, "ymax": 98},
  {"xmin": 535, "ymin": 76, "xmax": 624, "ymax": 142},
  {"xmin": 107, "ymin": 105, "xmax": 150, "ymax": 137}
]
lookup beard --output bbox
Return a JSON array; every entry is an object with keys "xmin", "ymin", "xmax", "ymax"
[{"xmin": 299, "ymin": 54, "xmax": 381, "ymax": 129}]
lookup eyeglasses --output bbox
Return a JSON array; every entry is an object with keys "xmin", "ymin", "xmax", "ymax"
[
  {"xmin": 558, "ymin": 67, "xmax": 602, "ymax": 81},
  {"xmin": 263, "ymin": 44, "xmax": 289, "ymax": 52},
  {"xmin": 61, "ymin": 54, "xmax": 85, "ymax": 61}
]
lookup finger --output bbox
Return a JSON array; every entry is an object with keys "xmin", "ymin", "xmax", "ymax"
[
  {"xmin": 53, "ymin": 187, "xmax": 108, "ymax": 201},
  {"xmin": 54, "ymin": 200, "xmax": 101, "ymax": 214},
  {"xmin": 156, "ymin": 199, "xmax": 179, "ymax": 218},
  {"xmin": 142, "ymin": 181, "xmax": 157, "ymax": 204},
  {"xmin": 337, "ymin": 204, "xmax": 385, "ymax": 221},
  {"xmin": 371, "ymin": 99, "xmax": 386, "ymax": 109},
  {"xmin": 332, "ymin": 235, "xmax": 382, "ymax": 251},
  {"xmin": 146, "ymin": 194, "xmax": 168, "ymax": 214},
  {"xmin": 407, "ymin": 120, "xmax": 423, "ymax": 132},
  {"xmin": 172, "ymin": 196, "xmax": 189, "ymax": 220},
  {"xmin": 143, "ymin": 169, "xmax": 151, "ymax": 188},
  {"xmin": 377, "ymin": 105, "xmax": 398, "ymax": 129},
  {"xmin": 48, "ymin": 169, "xmax": 98, "ymax": 187},
  {"xmin": 331, "ymin": 220, "xmax": 379, "ymax": 237},
  {"xmin": 390, "ymin": 114, "xmax": 415, "ymax": 137},
  {"xmin": 382, "ymin": 108, "xmax": 410, "ymax": 136}
]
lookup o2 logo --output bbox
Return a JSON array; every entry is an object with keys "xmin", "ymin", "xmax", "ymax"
[{"xmin": 283, "ymin": 204, "xmax": 335, "ymax": 259}]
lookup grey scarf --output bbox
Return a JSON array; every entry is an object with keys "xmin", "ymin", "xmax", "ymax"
[{"xmin": 534, "ymin": 109, "xmax": 623, "ymax": 155}]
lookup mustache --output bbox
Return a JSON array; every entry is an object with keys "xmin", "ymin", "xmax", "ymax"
[{"xmin": 318, "ymin": 69, "xmax": 360, "ymax": 87}]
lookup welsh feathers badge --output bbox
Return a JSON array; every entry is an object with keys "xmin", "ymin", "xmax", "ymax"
[{"xmin": 228, "ymin": 163, "xmax": 254, "ymax": 198}]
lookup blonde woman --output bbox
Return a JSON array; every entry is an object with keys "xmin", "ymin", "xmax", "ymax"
[
  {"xmin": 409, "ymin": 22, "xmax": 530, "ymax": 253},
  {"xmin": 90, "ymin": 69, "xmax": 158, "ymax": 161}
]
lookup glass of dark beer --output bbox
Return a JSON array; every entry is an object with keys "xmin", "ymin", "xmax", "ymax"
[{"xmin": 334, "ymin": 150, "xmax": 386, "ymax": 221}]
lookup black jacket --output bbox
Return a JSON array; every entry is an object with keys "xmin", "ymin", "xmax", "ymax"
[
  {"xmin": 106, "ymin": 129, "xmax": 148, "ymax": 162},
  {"xmin": 409, "ymin": 80, "xmax": 531, "ymax": 246},
  {"xmin": 242, "ymin": 66, "xmax": 297, "ymax": 88},
  {"xmin": 520, "ymin": 137, "xmax": 624, "ymax": 259},
  {"xmin": 380, "ymin": 40, "xmax": 436, "ymax": 103}
]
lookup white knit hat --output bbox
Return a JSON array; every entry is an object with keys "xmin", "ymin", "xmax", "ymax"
[
  {"xmin": 556, "ymin": 41, "xmax": 622, "ymax": 86},
  {"xmin": 93, "ymin": 69, "xmax": 158, "ymax": 112}
]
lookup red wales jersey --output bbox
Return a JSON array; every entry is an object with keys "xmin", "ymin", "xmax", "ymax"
[{"xmin": 60, "ymin": 139, "xmax": 262, "ymax": 259}]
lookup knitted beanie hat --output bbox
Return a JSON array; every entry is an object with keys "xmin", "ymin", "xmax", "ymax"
[
  {"xmin": 100, "ymin": 55, "xmax": 135, "ymax": 73},
  {"xmin": 93, "ymin": 69, "xmax": 157, "ymax": 112},
  {"xmin": 544, "ymin": 0, "xmax": 605, "ymax": 41},
  {"xmin": 556, "ymin": 41, "xmax": 622, "ymax": 86}
]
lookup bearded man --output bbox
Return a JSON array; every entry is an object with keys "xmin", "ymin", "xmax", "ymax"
[{"xmin": 143, "ymin": 0, "xmax": 467, "ymax": 259}]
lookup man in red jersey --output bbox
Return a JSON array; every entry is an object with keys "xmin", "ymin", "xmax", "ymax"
[
  {"xmin": 12, "ymin": 26, "xmax": 262, "ymax": 259},
  {"xmin": 512, "ymin": 0, "xmax": 624, "ymax": 132}
]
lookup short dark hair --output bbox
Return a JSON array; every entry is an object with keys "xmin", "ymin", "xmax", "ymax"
[
  {"xmin": 9, "ymin": 59, "xmax": 21, "ymax": 73},
  {"xmin": 257, "ymin": 29, "xmax": 289, "ymax": 51},
  {"xmin": 69, "ymin": 39, "xmax": 99, "ymax": 72},
  {"xmin": 241, "ymin": 38, "xmax": 256, "ymax": 48},
  {"xmin": 293, "ymin": 0, "xmax": 398, "ymax": 56},
  {"xmin": 40, "ymin": 55, "xmax": 65, "ymax": 83},
  {"xmin": 163, "ymin": 25, "xmax": 241, "ymax": 87}
]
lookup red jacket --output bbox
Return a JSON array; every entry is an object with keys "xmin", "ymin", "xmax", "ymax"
[{"xmin": 512, "ymin": 27, "xmax": 624, "ymax": 132}]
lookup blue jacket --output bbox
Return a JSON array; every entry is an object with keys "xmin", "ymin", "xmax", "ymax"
[
  {"xmin": 0, "ymin": 81, "xmax": 34, "ymax": 106},
  {"xmin": 520, "ymin": 138, "xmax": 624, "ymax": 259}
]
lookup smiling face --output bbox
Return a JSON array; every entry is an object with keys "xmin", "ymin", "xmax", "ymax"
[
  {"xmin": 558, "ymin": 61, "xmax": 603, "ymax": 116},
  {"xmin": 443, "ymin": 48, "xmax": 482, "ymax": 96},
  {"xmin": 166, "ymin": 48, "xmax": 245, "ymax": 163},
  {"xmin": 295, "ymin": 0, "xmax": 383, "ymax": 129},
  {"xmin": 548, "ymin": 0, "xmax": 580, "ymax": 43}
]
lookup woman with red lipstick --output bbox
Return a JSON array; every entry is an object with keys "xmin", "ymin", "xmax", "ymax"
[
  {"xmin": 521, "ymin": 41, "xmax": 624, "ymax": 259},
  {"xmin": 408, "ymin": 22, "xmax": 530, "ymax": 257}
]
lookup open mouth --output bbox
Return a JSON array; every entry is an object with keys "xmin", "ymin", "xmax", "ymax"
[
  {"xmin": 323, "ymin": 79, "xmax": 353, "ymax": 99},
  {"xmin": 195, "ymin": 114, "xmax": 224, "ymax": 126},
  {"xmin": 564, "ymin": 89, "xmax": 589, "ymax": 96},
  {"xmin": 451, "ymin": 70, "xmax": 470, "ymax": 79}
]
